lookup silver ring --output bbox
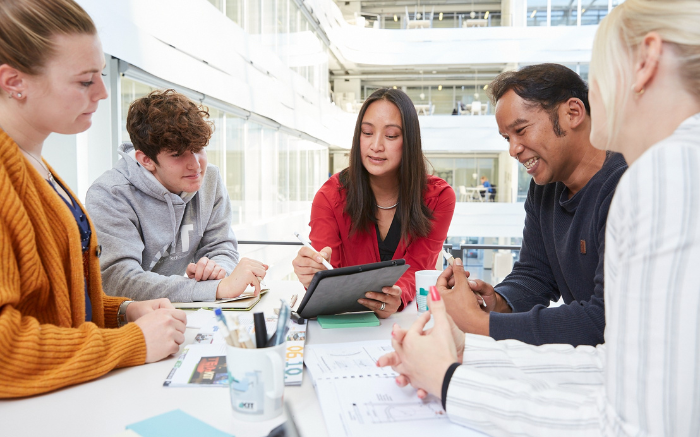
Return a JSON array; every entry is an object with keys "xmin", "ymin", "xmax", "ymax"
[{"xmin": 380, "ymin": 302, "xmax": 386, "ymax": 311}]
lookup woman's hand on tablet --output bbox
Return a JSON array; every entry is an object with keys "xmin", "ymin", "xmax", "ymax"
[
  {"xmin": 292, "ymin": 246, "xmax": 332, "ymax": 288},
  {"xmin": 359, "ymin": 285, "xmax": 402, "ymax": 318}
]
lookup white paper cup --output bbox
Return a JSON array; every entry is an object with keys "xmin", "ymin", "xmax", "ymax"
[
  {"xmin": 415, "ymin": 270, "xmax": 442, "ymax": 313},
  {"xmin": 227, "ymin": 341, "xmax": 286, "ymax": 421}
]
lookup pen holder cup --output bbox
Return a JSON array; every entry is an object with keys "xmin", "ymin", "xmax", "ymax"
[
  {"xmin": 227, "ymin": 341, "xmax": 286, "ymax": 421},
  {"xmin": 415, "ymin": 270, "xmax": 442, "ymax": 313}
]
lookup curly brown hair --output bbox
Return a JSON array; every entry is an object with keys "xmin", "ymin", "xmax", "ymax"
[{"xmin": 126, "ymin": 89, "xmax": 214, "ymax": 164}]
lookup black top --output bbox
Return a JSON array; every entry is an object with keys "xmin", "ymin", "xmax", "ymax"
[
  {"xmin": 490, "ymin": 152, "xmax": 627, "ymax": 346},
  {"xmin": 376, "ymin": 214, "xmax": 401, "ymax": 262},
  {"xmin": 50, "ymin": 180, "xmax": 92, "ymax": 322}
]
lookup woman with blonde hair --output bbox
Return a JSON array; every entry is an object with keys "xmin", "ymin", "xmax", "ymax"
[
  {"xmin": 379, "ymin": 0, "xmax": 700, "ymax": 435},
  {"xmin": 0, "ymin": 0, "xmax": 187, "ymax": 398}
]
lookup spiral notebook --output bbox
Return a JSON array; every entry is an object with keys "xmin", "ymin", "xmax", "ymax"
[{"xmin": 304, "ymin": 340, "xmax": 484, "ymax": 437}]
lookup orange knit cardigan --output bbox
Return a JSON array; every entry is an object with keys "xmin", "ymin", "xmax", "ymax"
[{"xmin": 0, "ymin": 129, "xmax": 146, "ymax": 398}]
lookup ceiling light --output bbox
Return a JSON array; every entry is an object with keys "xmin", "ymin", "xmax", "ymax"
[
  {"xmin": 439, "ymin": 12, "xmax": 443, "ymax": 21},
  {"xmin": 582, "ymin": 8, "xmax": 586, "ymax": 13},
  {"xmin": 531, "ymin": 9, "xmax": 537, "ymax": 19},
  {"xmin": 484, "ymin": 11, "xmax": 490, "ymax": 19},
  {"xmin": 483, "ymin": 84, "xmax": 488, "ymax": 90},
  {"xmin": 432, "ymin": 70, "xmax": 437, "ymax": 74},
  {"xmin": 438, "ymin": 85, "xmax": 442, "ymax": 91},
  {"xmin": 394, "ymin": 15, "xmax": 398, "ymax": 21},
  {"xmin": 416, "ymin": 12, "xmax": 421, "ymax": 19},
  {"xmin": 393, "ymin": 86, "xmax": 397, "ymax": 89},
  {"xmin": 470, "ymin": 11, "xmax": 475, "ymax": 19},
  {"xmin": 419, "ymin": 93, "xmax": 425, "ymax": 100}
]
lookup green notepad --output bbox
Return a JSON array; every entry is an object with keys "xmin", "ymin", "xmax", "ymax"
[
  {"xmin": 317, "ymin": 312, "xmax": 380, "ymax": 329},
  {"xmin": 126, "ymin": 409, "xmax": 233, "ymax": 437}
]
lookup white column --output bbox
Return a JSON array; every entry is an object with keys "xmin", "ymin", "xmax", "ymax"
[
  {"xmin": 547, "ymin": 0, "xmax": 551, "ymax": 26},
  {"xmin": 577, "ymin": 0, "xmax": 582, "ymax": 26}
]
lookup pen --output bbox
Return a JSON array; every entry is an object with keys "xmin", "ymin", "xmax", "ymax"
[
  {"xmin": 294, "ymin": 232, "xmax": 333, "ymax": 270},
  {"xmin": 290, "ymin": 294, "xmax": 298, "ymax": 308},
  {"xmin": 238, "ymin": 327, "xmax": 256, "ymax": 349},
  {"xmin": 270, "ymin": 299, "xmax": 291, "ymax": 346},
  {"xmin": 215, "ymin": 320, "xmax": 232, "ymax": 346},
  {"xmin": 224, "ymin": 312, "xmax": 242, "ymax": 348},
  {"xmin": 443, "ymin": 249, "xmax": 487, "ymax": 308},
  {"xmin": 442, "ymin": 247, "xmax": 454, "ymax": 266},
  {"xmin": 253, "ymin": 312, "xmax": 268, "ymax": 349}
]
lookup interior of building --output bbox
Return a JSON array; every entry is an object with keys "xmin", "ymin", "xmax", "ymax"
[{"xmin": 42, "ymin": 0, "xmax": 618, "ymax": 280}]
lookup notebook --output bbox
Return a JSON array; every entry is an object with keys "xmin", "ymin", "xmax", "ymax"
[
  {"xmin": 172, "ymin": 289, "xmax": 268, "ymax": 311},
  {"xmin": 304, "ymin": 340, "xmax": 483, "ymax": 437}
]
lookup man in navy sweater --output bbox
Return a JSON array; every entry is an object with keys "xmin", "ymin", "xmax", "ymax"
[{"xmin": 441, "ymin": 64, "xmax": 627, "ymax": 347}]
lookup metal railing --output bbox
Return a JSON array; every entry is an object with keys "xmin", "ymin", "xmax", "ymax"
[{"xmin": 238, "ymin": 241, "xmax": 521, "ymax": 261}]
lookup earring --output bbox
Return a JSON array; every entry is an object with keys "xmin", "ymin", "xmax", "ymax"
[
  {"xmin": 17, "ymin": 93, "xmax": 22, "ymax": 98},
  {"xmin": 631, "ymin": 84, "xmax": 645, "ymax": 95}
]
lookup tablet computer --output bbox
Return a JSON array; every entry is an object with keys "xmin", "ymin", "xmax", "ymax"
[{"xmin": 296, "ymin": 259, "xmax": 410, "ymax": 319}]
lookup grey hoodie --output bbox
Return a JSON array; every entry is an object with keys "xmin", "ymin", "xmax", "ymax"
[{"xmin": 85, "ymin": 142, "xmax": 239, "ymax": 302}]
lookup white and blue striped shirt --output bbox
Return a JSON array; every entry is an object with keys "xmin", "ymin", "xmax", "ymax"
[{"xmin": 445, "ymin": 113, "xmax": 700, "ymax": 436}]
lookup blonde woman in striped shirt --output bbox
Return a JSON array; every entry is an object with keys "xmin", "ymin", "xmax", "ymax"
[{"xmin": 379, "ymin": 0, "xmax": 700, "ymax": 435}]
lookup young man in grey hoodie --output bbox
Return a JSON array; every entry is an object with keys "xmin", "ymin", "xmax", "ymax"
[{"xmin": 86, "ymin": 89, "xmax": 267, "ymax": 302}]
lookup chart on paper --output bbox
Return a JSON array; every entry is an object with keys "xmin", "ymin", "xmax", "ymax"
[
  {"xmin": 305, "ymin": 340, "xmax": 397, "ymax": 380},
  {"xmin": 315, "ymin": 376, "xmax": 483, "ymax": 437}
]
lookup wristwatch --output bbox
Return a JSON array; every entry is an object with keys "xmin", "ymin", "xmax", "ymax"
[{"xmin": 117, "ymin": 300, "xmax": 134, "ymax": 327}]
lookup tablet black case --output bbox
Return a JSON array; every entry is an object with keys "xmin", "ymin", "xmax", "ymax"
[{"xmin": 296, "ymin": 259, "xmax": 410, "ymax": 319}]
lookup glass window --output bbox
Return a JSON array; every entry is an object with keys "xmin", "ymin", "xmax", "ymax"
[
  {"xmin": 206, "ymin": 107, "xmax": 225, "ymax": 172},
  {"xmin": 245, "ymin": 121, "xmax": 262, "ymax": 222},
  {"xmin": 277, "ymin": 133, "xmax": 290, "ymax": 214},
  {"xmin": 517, "ymin": 163, "xmax": 532, "ymax": 202},
  {"xmin": 207, "ymin": 0, "xmax": 223, "ymax": 12},
  {"xmin": 246, "ymin": 0, "xmax": 261, "ymax": 34},
  {"xmin": 551, "ymin": 0, "xmax": 579, "ymax": 26},
  {"xmin": 120, "ymin": 77, "xmax": 157, "ymax": 143},
  {"xmin": 225, "ymin": 115, "xmax": 245, "ymax": 225},
  {"xmin": 527, "ymin": 0, "xmax": 548, "ymax": 26},
  {"xmin": 581, "ymin": 1, "xmax": 609, "ymax": 25},
  {"xmin": 226, "ymin": 0, "xmax": 244, "ymax": 26}
]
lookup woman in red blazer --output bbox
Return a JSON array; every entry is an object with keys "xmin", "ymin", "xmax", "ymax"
[{"xmin": 293, "ymin": 88, "xmax": 456, "ymax": 317}]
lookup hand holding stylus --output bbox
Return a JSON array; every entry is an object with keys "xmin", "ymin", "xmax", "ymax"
[{"xmin": 442, "ymin": 248, "xmax": 486, "ymax": 307}]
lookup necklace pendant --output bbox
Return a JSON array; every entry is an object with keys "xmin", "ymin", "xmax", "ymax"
[{"xmin": 47, "ymin": 173, "xmax": 56, "ymax": 187}]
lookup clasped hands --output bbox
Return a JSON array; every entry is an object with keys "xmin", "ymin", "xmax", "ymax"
[
  {"xmin": 186, "ymin": 256, "xmax": 269, "ymax": 299},
  {"xmin": 292, "ymin": 246, "xmax": 401, "ymax": 318},
  {"xmin": 376, "ymin": 258, "xmax": 499, "ymax": 399}
]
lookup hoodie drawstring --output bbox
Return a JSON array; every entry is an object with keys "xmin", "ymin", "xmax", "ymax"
[{"xmin": 165, "ymin": 194, "xmax": 178, "ymax": 251}]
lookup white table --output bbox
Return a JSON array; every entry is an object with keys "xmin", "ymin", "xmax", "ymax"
[
  {"xmin": 465, "ymin": 186, "xmax": 487, "ymax": 201},
  {"xmin": 406, "ymin": 20, "xmax": 431, "ymax": 29},
  {"xmin": 414, "ymin": 104, "xmax": 431, "ymax": 115},
  {"xmin": 0, "ymin": 280, "xmax": 421, "ymax": 437}
]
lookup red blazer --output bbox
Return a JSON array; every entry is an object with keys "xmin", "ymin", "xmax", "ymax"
[{"xmin": 309, "ymin": 173, "xmax": 456, "ymax": 310}]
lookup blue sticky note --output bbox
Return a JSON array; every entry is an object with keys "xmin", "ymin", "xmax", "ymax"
[{"xmin": 126, "ymin": 409, "xmax": 233, "ymax": 437}]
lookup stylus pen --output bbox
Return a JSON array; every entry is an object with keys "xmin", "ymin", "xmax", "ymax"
[
  {"xmin": 443, "ymin": 248, "xmax": 487, "ymax": 308},
  {"xmin": 294, "ymin": 232, "xmax": 333, "ymax": 270}
]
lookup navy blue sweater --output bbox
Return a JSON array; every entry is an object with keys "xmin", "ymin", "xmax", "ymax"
[{"xmin": 490, "ymin": 152, "xmax": 627, "ymax": 346}]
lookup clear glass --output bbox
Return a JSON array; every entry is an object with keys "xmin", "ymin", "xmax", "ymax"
[
  {"xmin": 426, "ymin": 156, "xmax": 501, "ymax": 201},
  {"xmin": 225, "ymin": 115, "xmax": 245, "ymax": 225},
  {"xmin": 527, "ymin": 0, "xmax": 548, "ymax": 26},
  {"xmin": 120, "ymin": 77, "xmax": 158, "ymax": 143},
  {"xmin": 581, "ymin": 3, "xmax": 609, "ymax": 25},
  {"xmin": 551, "ymin": 0, "xmax": 579, "ymax": 26},
  {"xmin": 517, "ymin": 163, "xmax": 532, "ymax": 202},
  {"xmin": 206, "ymin": 107, "xmax": 225, "ymax": 172},
  {"xmin": 226, "ymin": 0, "xmax": 244, "ymax": 26},
  {"xmin": 207, "ymin": 0, "xmax": 223, "ymax": 12},
  {"xmin": 246, "ymin": 0, "xmax": 261, "ymax": 34}
]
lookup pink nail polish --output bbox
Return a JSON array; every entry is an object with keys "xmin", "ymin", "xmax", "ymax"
[{"xmin": 430, "ymin": 286, "xmax": 441, "ymax": 301}]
